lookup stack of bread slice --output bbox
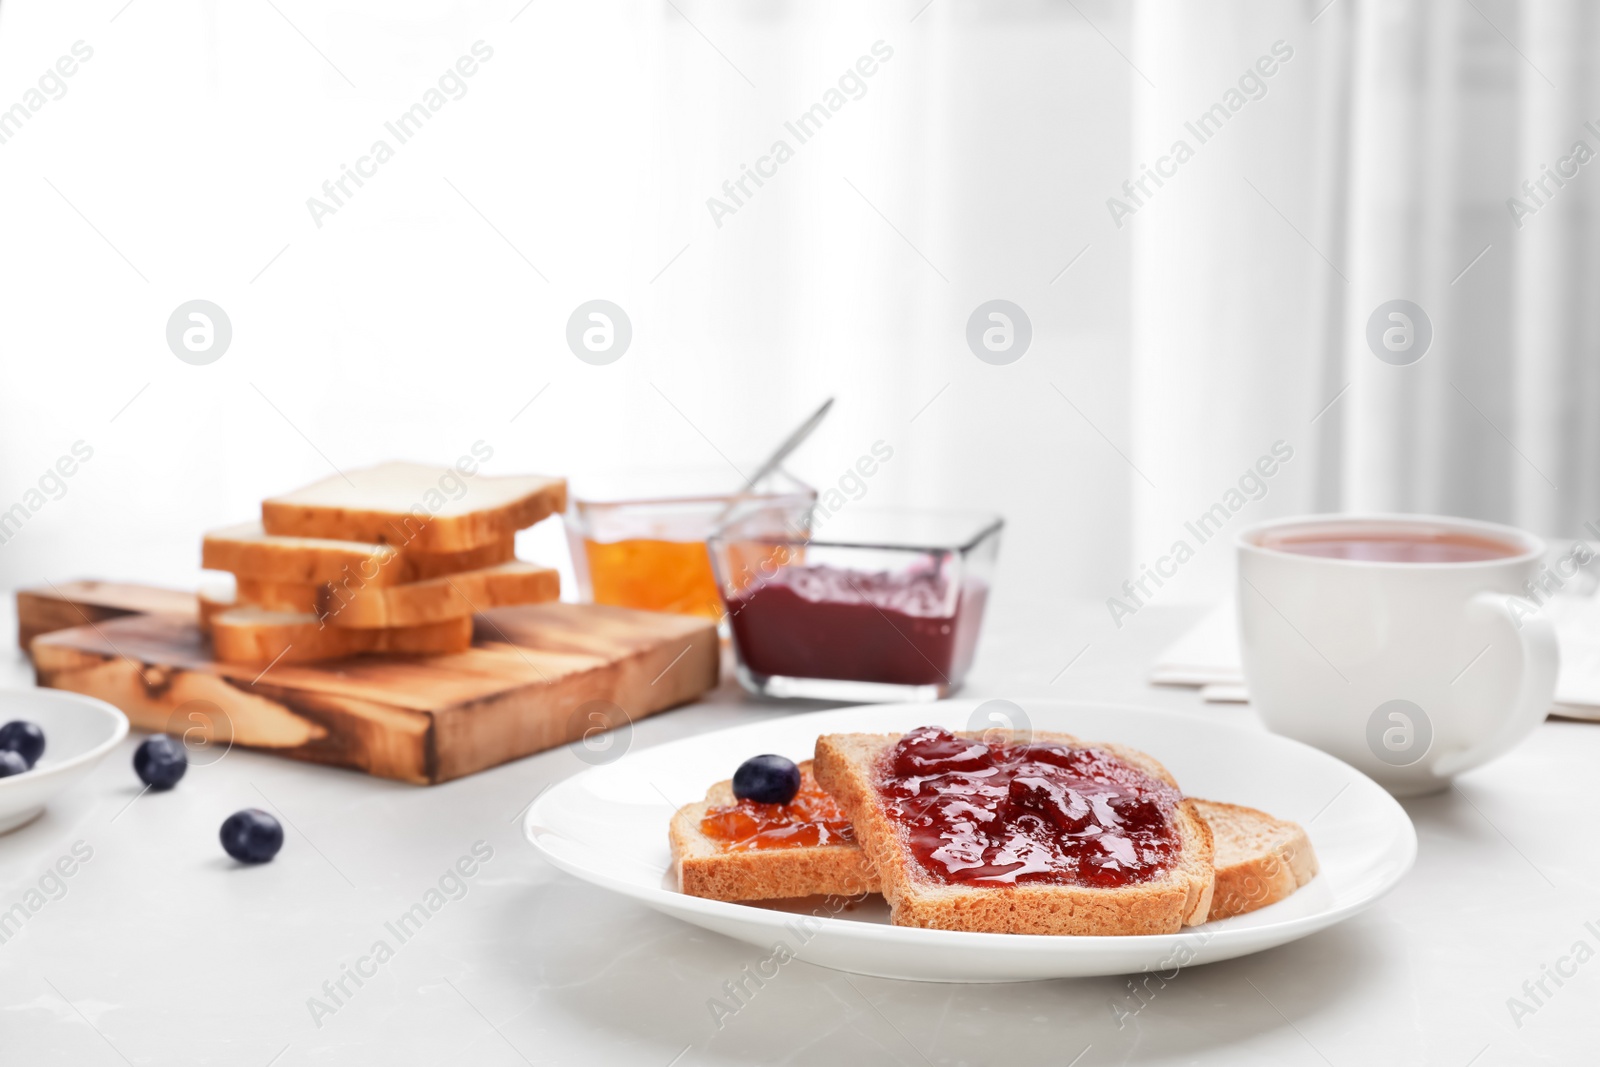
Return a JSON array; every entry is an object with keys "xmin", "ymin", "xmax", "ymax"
[{"xmin": 200, "ymin": 462, "xmax": 566, "ymax": 666}]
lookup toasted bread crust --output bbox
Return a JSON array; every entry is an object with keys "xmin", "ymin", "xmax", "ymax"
[
  {"xmin": 1194, "ymin": 799, "xmax": 1318, "ymax": 920},
  {"xmin": 231, "ymin": 562, "xmax": 560, "ymax": 629},
  {"xmin": 813, "ymin": 731, "xmax": 1215, "ymax": 935},
  {"xmin": 196, "ymin": 589, "xmax": 232, "ymax": 635},
  {"xmin": 260, "ymin": 465, "xmax": 567, "ymax": 552},
  {"xmin": 202, "ymin": 522, "xmax": 517, "ymax": 587},
  {"xmin": 209, "ymin": 608, "xmax": 473, "ymax": 665},
  {"xmin": 669, "ymin": 766, "xmax": 880, "ymax": 902}
]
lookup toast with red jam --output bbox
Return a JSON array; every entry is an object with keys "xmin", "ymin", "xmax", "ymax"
[{"xmin": 813, "ymin": 727, "xmax": 1215, "ymax": 935}]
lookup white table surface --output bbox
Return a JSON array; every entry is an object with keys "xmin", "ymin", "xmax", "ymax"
[{"xmin": 0, "ymin": 592, "xmax": 1593, "ymax": 1067}]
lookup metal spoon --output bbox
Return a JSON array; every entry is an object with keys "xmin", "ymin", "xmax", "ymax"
[{"xmin": 713, "ymin": 397, "xmax": 833, "ymax": 525}]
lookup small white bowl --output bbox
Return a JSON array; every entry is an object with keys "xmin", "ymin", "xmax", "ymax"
[{"xmin": 0, "ymin": 689, "xmax": 128, "ymax": 833}]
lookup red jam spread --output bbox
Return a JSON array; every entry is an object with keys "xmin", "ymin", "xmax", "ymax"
[
  {"xmin": 724, "ymin": 562, "xmax": 987, "ymax": 687},
  {"xmin": 699, "ymin": 768, "xmax": 856, "ymax": 852},
  {"xmin": 877, "ymin": 726, "xmax": 1182, "ymax": 888}
]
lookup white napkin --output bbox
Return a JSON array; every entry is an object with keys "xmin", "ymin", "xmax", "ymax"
[{"xmin": 1148, "ymin": 601, "xmax": 1244, "ymax": 690}]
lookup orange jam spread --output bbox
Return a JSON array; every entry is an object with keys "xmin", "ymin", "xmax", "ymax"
[
  {"xmin": 699, "ymin": 769, "xmax": 855, "ymax": 852},
  {"xmin": 584, "ymin": 537, "xmax": 723, "ymax": 618}
]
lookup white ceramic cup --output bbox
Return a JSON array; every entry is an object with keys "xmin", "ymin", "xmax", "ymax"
[{"xmin": 1236, "ymin": 513, "xmax": 1558, "ymax": 796}]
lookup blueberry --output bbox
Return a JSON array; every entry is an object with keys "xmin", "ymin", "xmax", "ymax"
[
  {"xmin": 220, "ymin": 809, "xmax": 284, "ymax": 864},
  {"xmin": 732, "ymin": 754, "xmax": 801, "ymax": 805},
  {"xmin": 134, "ymin": 735, "xmax": 188, "ymax": 791},
  {"xmin": 0, "ymin": 720, "xmax": 45, "ymax": 768},
  {"xmin": 0, "ymin": 750, "xmax": 28, "ymax": 778}
]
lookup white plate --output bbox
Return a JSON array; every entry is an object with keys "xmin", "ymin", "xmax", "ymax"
[
  {"xmin": 0, "ymin": 688, "xmax": 129, "ymax": 833},
  {"xmin": 524, "ymin": 700, "xmax": 1416, "ymax": 982}
]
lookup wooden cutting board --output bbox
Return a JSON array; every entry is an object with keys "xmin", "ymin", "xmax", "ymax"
[
  {"xmin": 23, "ymin": 582, "xmax": 720, "ymax": 785},
  {"xmin": 16, "ymin": 580, "xmax": 199, "ymax": 652}
]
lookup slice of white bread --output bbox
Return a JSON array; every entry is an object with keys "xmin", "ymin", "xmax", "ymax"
[
  {"xmin": 670, "ymin": 762, "xmax": 880, "ymax": 902},
  {"xmin": 209, "ymin": 606, "xmax": 472, "ymax": 666},
  {"xmin": 813, "ymin": 731, "xmax": 1214, "ymax": 935},
  {"xmin": 260, "ymin": 462, "xmax": 566, "ymax": 553},
  {"xmin": 195, "ymin": 572, "xmax": 238, "ymax": 635},
  {"xmin": 203, "ymin": 521, "xmax": 516, "ymax": 587},
  {"xmin": 234, "ymin": 561, "xmax": 560, "ymax": 629},
  {"xmin": 1195, "ymin": 799, "xmax": 1318, "ymax": 920}
]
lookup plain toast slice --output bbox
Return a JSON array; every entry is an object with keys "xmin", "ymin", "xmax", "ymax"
[
  {"xmin": 1195, "ymin": 799, "xmax": 1318, "ymax": 920},
  {"xmin": 195, "ymin": 572, "xmax": 238, "ymax": 635},
  {"xmin": 814, "ymin": 730, "xmax": 1214, "ymax": 935},
  {"xmin": 260, "ymin": 462, "xmax": 566, "ymax": 552},
  {"xmin": 670, "ymin": 762, "xmax": 880, "ymax": 902},
  {"xmin": 203, "ymin": 521, "xmax": 516, "ymax": 587},
  {"xmin": 209, "ymin": 606, "xmax": 472, "ymax": 666},
  {"xmin": 233, "ymin": 560, "xmax": 560, "ymax": 629}
]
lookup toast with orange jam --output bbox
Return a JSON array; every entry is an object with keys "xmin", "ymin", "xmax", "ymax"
[{"xmin": 670, "ymin": 761, "xmax": 879, "ymax": 901}]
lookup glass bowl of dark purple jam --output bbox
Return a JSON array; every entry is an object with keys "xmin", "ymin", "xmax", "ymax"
[{"xmin": 707, "ymin": 508, "xmax": 1002, "ymax": 702}]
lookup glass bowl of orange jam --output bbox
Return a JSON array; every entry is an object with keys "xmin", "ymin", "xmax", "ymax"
[{"xmin": 563, "ymin": 467, "xmax": 815, "ymax": 620}]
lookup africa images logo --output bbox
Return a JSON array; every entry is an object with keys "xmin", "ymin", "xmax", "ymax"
[
  {"xmin": 1365, "ymin": 299, "xmax": 1431, "ymax": 366},
  {"xmin": 966, "ymin": 301, "xmax": 1032, "ymax": 365},
  {"xmin": 166, "ymin": 300, "xmax": 232, "ymax": 365},
  {"xmin": 1365, "ymin": 700, "xmax": 1432, "ymax": 768},
  {"xmin": 565, "ymin": 300, "xmax": 632, "ymax": 365}
]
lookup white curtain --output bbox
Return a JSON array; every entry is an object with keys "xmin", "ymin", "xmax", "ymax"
[
  {"xmin": 13, "ymin": 0, "xmax": 1593, "ymax": 609},
  {"xmin": 0, "ymin": 1, "xmax": 1139, "ymax": 606},
  {"xmin": 1131, "ymin": 0, "xmax": 1600, "ymax": 602}
]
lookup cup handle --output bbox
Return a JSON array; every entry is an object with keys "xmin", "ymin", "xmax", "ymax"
[{"xmin": 1432, "ymin": 591, "xmax": 1559, "ymax": 777}]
